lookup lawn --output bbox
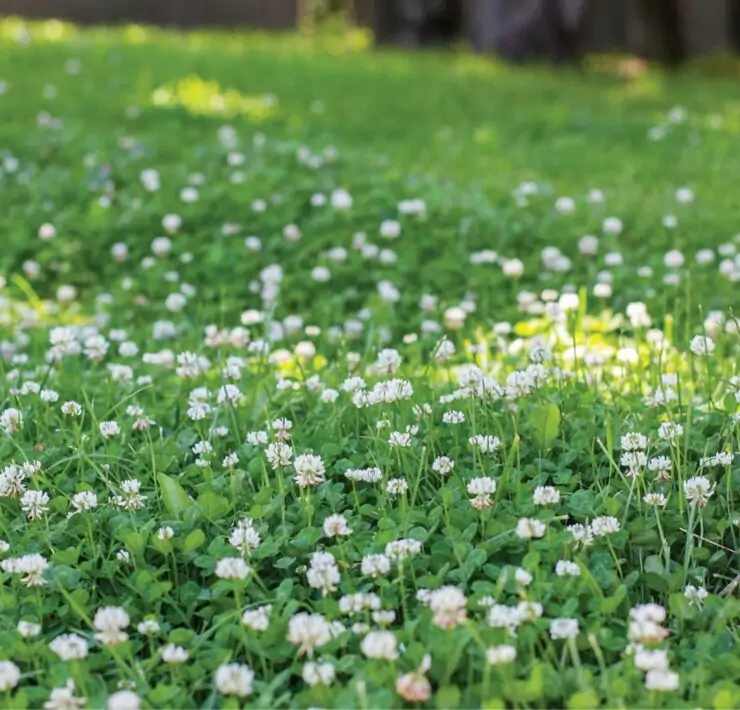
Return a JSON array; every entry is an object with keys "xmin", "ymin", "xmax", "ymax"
[{"xmin": 0, "ymin": 17, "xmax": 739, "ymax": 710}]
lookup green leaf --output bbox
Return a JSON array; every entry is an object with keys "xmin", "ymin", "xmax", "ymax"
[
  {"xmin": 197, "ymin": 490, "xmax": 230, "ymax": 520},
  {"xmin": 568, "ymin": 690, "xmax": 600, "ymax": 710},
  {"xmin": 436, "ymin": 686, "xmax": 461, "ymax": 709},
  {"xmin": 119, "ymin": 530, "xmax": 147, "ymax": 557},
  {"xmin": 182, "ymin": 529, "xmax": 206, "ymax": 553},
  {"xmin": 713, "ymin": 686, "xmax": 740, "ymax": 709},
  {"xmin": 599, "ymin": 584, "xmax": 626, "ymax": 613},
  {"xmin": 508, "ymin": 662, "xmax": 544, "ymax": 702},
  {"xmin": 644, "ymin": 555, "xmax": 664, "ymax": 575},
  {"xmin": 669, "ymin": 592, "xmax": 697, "ymax": 620},
  {"xmin": 645, "ymin": 572, "xmax": 669, "ymax": 593},
  {"xmin": 157, "ymin": 472, "xmax": 193, "ymax": 519},
  {"xmin": 530, "ymin": 403, "xmax": 561, "ymax": 450}
]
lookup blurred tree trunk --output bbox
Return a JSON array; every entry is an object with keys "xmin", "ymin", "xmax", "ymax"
[
  {"xmin": 732, "ymin": 0, "xmax": 740, "ymax": 50},
  {"xmin": 637, "ymin": 0, "xmax": 686, "ymax": 65},
  {"xmin": 465, "ymin": 0, "xmax": 590, "ymax": 62}
]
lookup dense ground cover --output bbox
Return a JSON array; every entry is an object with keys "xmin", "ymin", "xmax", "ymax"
[{"xmin": 0, "ymin": 17, "xmax": 739, "ymax": 709}]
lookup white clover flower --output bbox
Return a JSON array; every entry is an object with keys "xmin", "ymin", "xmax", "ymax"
[
  {"xmin": 431, "ymin": 456, "xmax": 454, "ymax": 475},
  {"xmin": 162, "ymin": 213, "xmax": 181, "ymax": 233},
  {"xmin": 602, "ymin": 217, "xmax": 623, "ymax": 235},
  {"xmin": 320, "ymin": 388, "xmax": 339, "ymax": 403},
  {"xmin": 293, "ymin": 453, "xmax": 325, "ymax": 488},
  {"xmin": 631, "ymin": 603, "xmax": 667, "ymax": 624},
  {"xmin": 469, "ymin": 434, "xmax": 501, "ymax": 454},
  {"xmin": 428, "ymin": 586, "xmax": 467, "ymax": 629},
  {"xmin": 339, "ymin": 593, "xmax": 381, "ymax": 614},
  {"xmin": 17, "ymin": 620, "xmax": 41, "ymax": 638},
  {"xmin": 215, "ymin": 557, "xmax": 250, "ymax": 580},
  {"xmin": 113, "ymin": 479, "xmax": 146, "ymax": 511},
  {"xmin": 0, "ymin": 661, "xmax": 20, "ymax": 692},
  {"xmin": 215, "ymin": 663, "xmax": 254, "ymax": 697},
  {"xmin": 107, "ymin": 690, "xmax": 141, "ymax": 710},
  {"xmin": 442, "ymin": 306, "xmax": 466, "ymax": 329},
  {"xmin": 361, "ymin": 630, "xmax": 398, "ymax": 660},
  {"xmin": 161, "ymin": 644, "xmax": 188, "ymax": 664},
  {"xmin": 555, "ymin": 196, "xmax": 576, "ymax": 214},
  {"xmin": 0, "ymin": 407, "xmax": 23, "ymax": 434},
  {"xmin": 20, "ymin": 489, "xmax": 49, "ymax": 520},
  {"xmin": 99, "ymin": 421, "xmax": 121, "ymax": 438},
  {"xmin": 229, "ymin": 518, "xmax": 261, "ymax": 555},
  {"xmin": 579, "ymin": 235, "xmax": 599, "ymax": 255},
  {"xmin": 222, "ymin": 452, "xmax": 239, "ymax": 468},
  {"xmin": 467, "ymin": 477, "xmax": 496, "ymax": 509},
  {"xmin": 323, "ymin": 514, "xmax": 352, "ymax": 537},
  {"xmin": 192, "ymin": 441, "xmax": 212, "ymax": 456},
  {"xmin": 515, "ymin": 518, "xmax": 546, "ymax": 540},
  {"xmin": 302, "ymin": 661, "xmax": 335, "ymax": 687},
  {"xmin": 621, "ymin": 451, "xmax": 647, "ymax": 477},
  {"xmin": 634, "ymin": 648, "xmax": 669, "ymax": 671},
  {"xmin": 44, "ymin": 678, "xmax": 86, "ymax": 710},
  {"xmin": 675, "ymin": 187, "xmax": 694, "ymax": 204},
  {"xmin": 435, "ymin": 339, "xmax": 455, "ymax": 361},
  {"xmin": 38, "ymin": 222, "xmax": 57, "ymax": 240},
  {"xmin": 265, "ymin": 442, "xmax": 293, "ymax": 469},
  {"xmin": 647, "ymin": 456, "xmax": 672, "ymax": 480},
  {"xmin": 386, "ymin": 539, "xmax": 422, "ymax": 561},
  {"xmin": 1, "ymin": 553, "xmax": 49, "ymax": 586},
  {"xmin": 241, "ymin": 605, "xmax": 272, "ymax": 632},
  {"xmin": 283, "ymin": 224, "xmax": 301, "ymax": 242},
  {"xmin": 287, "ymin": 612, "xmax": 333, "ymax": 655},
  {"xmin": 467, "ymin": 477, "xmax": 496, "ymax": 496},
  {"xmin": 346, "ymin": 467, "xmax": 382, "ymax": 483},
  {"xmin": 486, "ymin": 645, "xmax": 517, "ymax": 665},
  {"xmin": 388, "ymin": 431, "xmax": 412, "ymax": 447},
  {"xmin": 216, "ymin": 384, "xmax": 241, "ymax": 407},
  {"xmin": 502, "ymin": 259, "xmax": 524, "ymax": 278},
  {"xmin": 50, "ymin": 633, "xmax": 88, "ymax": 661},
  {"xmin": 664, "ymin": 249, "xmax": 685, "ymax": 268},
  {"xmin": 621, "ymin": 432, "xmax": 648, "ymax": 451},
  {"xmin": 689, "ymin": 335, "xmax": 715, "ymax": 356},
  {"xmin": 386, "ymin": 478, "xmax": 409, "ymax": 496},
  {"xmin": 549, "ymin": 618, "xmax": 579, "ymax": 640},
  {"xmin": 246, "ymin": 430, "xmax": 269, "ymax": 446},
  {"xmin": 442, "ymin": 410, "xmax": 465, "ymax": 424},
  {"xmin": 555, "ymin": 560, "xmax": 580, "ymax": 577},
  {"xmin": 683, "ymin": 476, "xmax": 715, "ymax": 506},
  {"xmin": 645, "ymin": 669, "xmax": 680, "ymax": 692},
  {"xmin": 488, "ymin": 604, "xmax": 524, "ymax": 632},
  {"xmin": 644, "ymin": 492, "xmax": 667, "ymax": 507},
  {"xmin": 306, "ymin": 551, "xmax": 340, "ymax": 596},
  {"xmin": 156, "ymin": 526, "xmax": 174, "ymax": 541},
  {"xmin": 0, "ymin": 464, "xmax": 25, "ymax": 498},
  {"xmin": 379, "ymin": 220, "xmax": 401, "ymax": 239},
  {"xmin": 591, "ymin": 516, "xmax": 620, "ymax": 537},
  {"xmin": 628, "ymin": 604, "xmax": 669, "ymax": 645},
  {"xmin": 699, "ymin": 452, "xmax": 733, "ymax": 468},
  {"xmin": 533, "ymin": 485, "xmax": 560, "ymax": 506},
  {"xmin": 684, "ymin": 584, "xmax": 708, "ymax": 606},
  {"xmin": 40, "ymin": 388, "xmax": 59, "ymax": 403},
  {"xmin": 517, "ymin": 601, "xmax": 543, "ymax": 622},
  {"xmin": 137, "ymin": 619, "xmax": 160, "ymax": 635},
  {"xmin": 61, "ymin": 401, "xmax": 83, "ymax": 416},
  {"xmin": 93, "ymin": 606, "xmax": 129, "ymax": 646},
  {"xmin": 361, "ymin": 553, "xmax": 391, "ymax": 577}
]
